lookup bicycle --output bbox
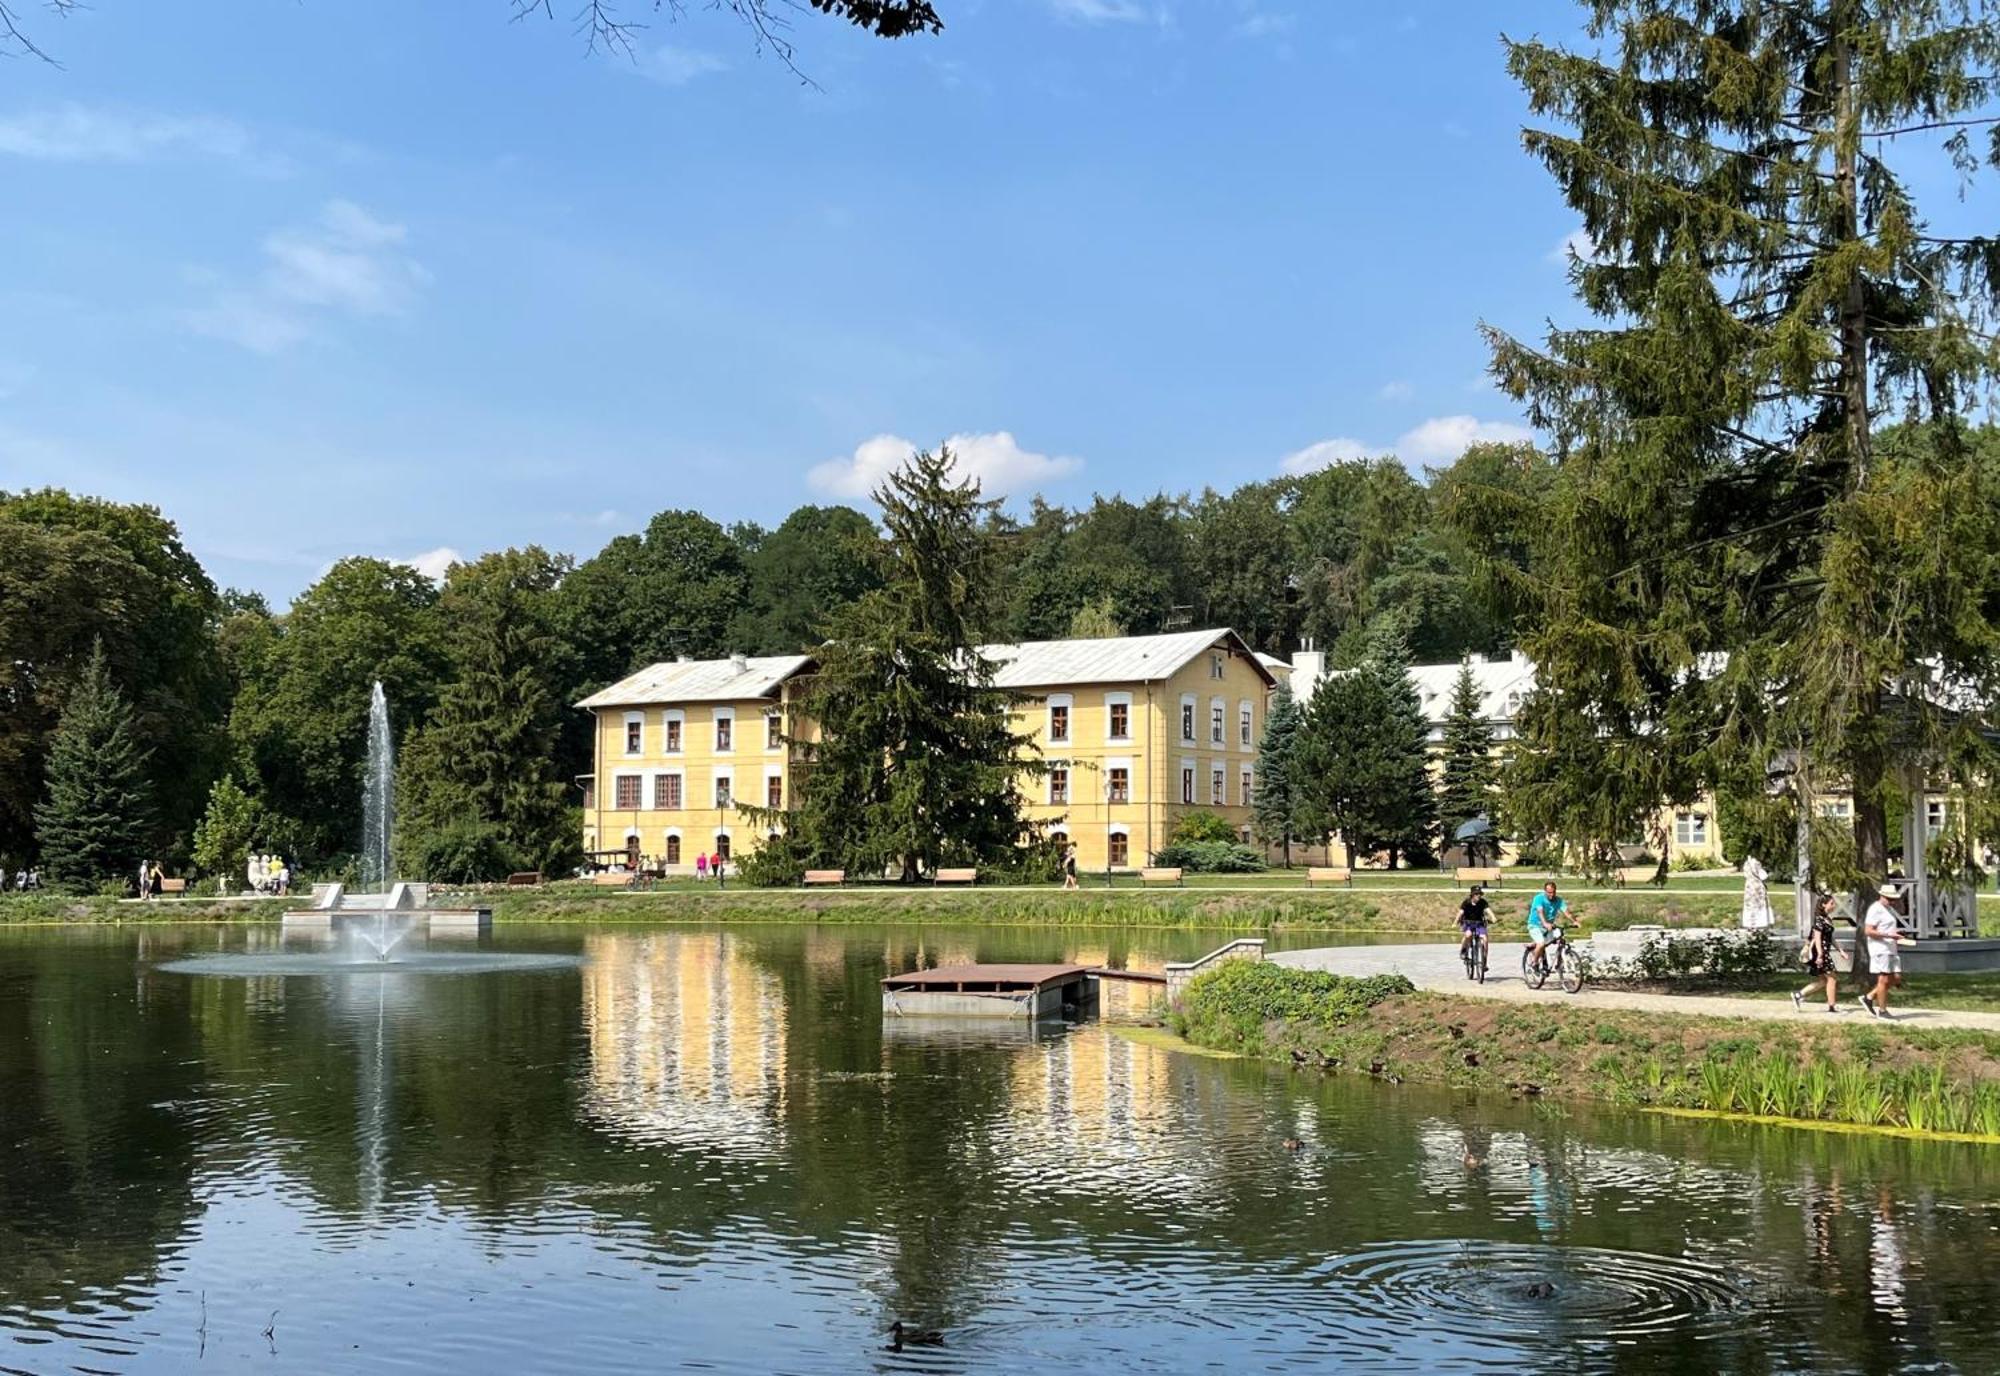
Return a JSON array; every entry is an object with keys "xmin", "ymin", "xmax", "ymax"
[
  {"xmin": 1460, "ymin": 929, "xmax": 1488, "ymax": 983},
  {"xmin": 1522, "ymin": 923, "xmax": 1585, "ymax": 994}
]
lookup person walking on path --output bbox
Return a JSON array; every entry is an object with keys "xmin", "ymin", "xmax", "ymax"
[
  {"xmin": 1860, "ymin": 885, "xmax": 1907, "ymax": 1020},
  {"xmin": 146, "ymin": 860, "xmax": 165, "ymax": 899},
  {"xmin": 1062, "ymin": 846, "xmax": 1078, "ymax": 891},
  {"xmin": 695, "ymin": 851, "xmax": 710, "ymax": 881},
  {"xmin": 1793, "ymin": 893, "xmax": 1842, "ymax": 1013}
]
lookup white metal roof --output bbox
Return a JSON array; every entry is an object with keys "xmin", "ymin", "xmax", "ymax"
[
  {"xmin": 1292, "ymin": 649, "xmax": 1537, "ymax": 725},
  {"xmin": 575, "ymin": 654, "xmax": 814, "ymax": 709},
  {"xmin": 978, "ymin": 628, "xmax": 1275, "ymax": 690}
]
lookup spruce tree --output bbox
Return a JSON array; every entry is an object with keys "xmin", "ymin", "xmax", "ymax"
[
  {"xmin": 1366, "ymin": 635, "xmax": 1439, "ymax": 869},
  {"xmin": 1296, "ymin": 666, "xmax": 1381, "ymax": 870},
  {"xmin": 1484, "ymin": 2, "xmax": 2000, "ymax": 893},
  {"xmin": 1437, "ymin": 662, "xmax": 1498, "ymax": 865},
  {"xmin": 34, "ymin": 644, "xmax": 154, "ymax": 893},
  {"xmin": 1251, "ymin": 682, "xmax": 1305, "ymax": 867},
  {"xmin": 775, "ymin": 448, "xmax": 1040, "ymax": 880}
]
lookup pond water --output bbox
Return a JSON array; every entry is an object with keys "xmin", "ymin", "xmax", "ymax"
[{"xmin": 1, "ymin": 921, "xmax": 1995, "ymax": 1374}]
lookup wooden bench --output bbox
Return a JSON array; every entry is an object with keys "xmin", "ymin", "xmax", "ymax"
[
  {"xmin": 1454, "ymin": 866, "xmax": 1503, "ymax": 887},
  {"xmin": 1140, "ymin": 867, "xmax": 1185, "ymax": 888},
  {"xmin": 506, "ymin": 871, "xmax": 543, "ymax": 887},
  {"xmin": 159, "ymin": 877, "xmax": 188, "ymax": 896},
  {"xmin": 932, "ymin": 867, "xmax": 977, "ymax": 886},
  {"xmin": 1304, "ymin": 866, "xmax": 1352, "ymax": 888},
  {"xmin": 801, "ymin": 869, "xmax": 847, "ymax": 887},
  {"xmin": 1613, "ymin": 866, "xmax": 1665, "ymax": 889},
  {"xmin": 591, "ymin": 871, "xmax": 633, "ymax": 888}
]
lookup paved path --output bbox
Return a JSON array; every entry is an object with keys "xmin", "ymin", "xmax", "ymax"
[{"xmin": 1270, "ymin": 941, "xmax": 2000, "ymax": 1033}]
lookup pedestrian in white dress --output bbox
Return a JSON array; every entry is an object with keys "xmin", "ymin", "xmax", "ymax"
[{"xmin": 1740, "ymin": 855, "xmax": 1775, "ymax": 929}]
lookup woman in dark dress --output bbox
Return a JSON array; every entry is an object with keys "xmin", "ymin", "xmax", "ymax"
[{"xmin": 1792, "ymin": 893, "xmax": 1841, "ymax": 1013}]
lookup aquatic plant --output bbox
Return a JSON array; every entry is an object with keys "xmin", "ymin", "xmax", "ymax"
[{"xmin": 1802, "ymin": 1060, "xmax": 1833, "ymax": 1120}]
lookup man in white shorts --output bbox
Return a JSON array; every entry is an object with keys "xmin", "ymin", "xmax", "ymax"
[{"xmin": 1860, "ymin": 884, "xmax": 1907, "ymax": 1019}]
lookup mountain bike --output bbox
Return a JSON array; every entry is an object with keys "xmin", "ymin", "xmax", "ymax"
[
  {"xmin": 1522, "ymin": 924, "xmax": 1585, "ymax": 994},
  {"xmin": 1460, "ymin": 930, "xmax": 1488, "ymax": 983}
]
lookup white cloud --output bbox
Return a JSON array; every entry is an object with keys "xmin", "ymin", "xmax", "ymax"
[
  {"xmin": 1233, "ymin": 11, "xmax": 1294, "ymax": 38},
  {"xmin": 182, "ymin": 200, "xmax": 426, "ymax": 352},
  {"xmin": 1047, "ymin": 0, "xmax": 1151, "ymax": 22},
  {"xmin": 1278, "ymin": 436, "xmax": 1375, "ymax": 475},
  {"xmin": 0, "ymin": 103, "xmax": 259, "ymax": 164},
  {"xmin": 1377, "ymin": 380, "xmax": 1414, "ymax": 402},
  {"xmin": 1549, "ymin": 227, "xmax": 1608, "ymax": 265},
  {"xmin": 1280, "ymin": 416, "xmax": 1535, "ymax": 474},
  {"xmin": 401, "ymin": 547, "xmax": 461, "ymax": 581},
  {"xmin": 634, "ymin": 44, "xmax": 727, "ymax": 86},
  {"xmin": 1394, "ymin": 415, "xmax": 1536, "ymax": 464},
  {"xmin": 810, "ymin": 431, "xmax": 1081, "ymax": 501}
]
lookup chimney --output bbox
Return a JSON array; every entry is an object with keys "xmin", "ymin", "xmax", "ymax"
[{"xmin": 730, "ymin": 652, "xmax": 749, "ymax": 674}]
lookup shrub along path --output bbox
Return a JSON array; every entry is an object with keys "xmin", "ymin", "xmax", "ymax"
[{"xmin": 1270, "ymin": 942, "xmax": 2000, "ymax": 1033}]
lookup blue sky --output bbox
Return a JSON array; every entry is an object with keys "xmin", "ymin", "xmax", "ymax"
[{"xmin": 3, "ymin": 0, "xmax": 1607, "ymax": 601}]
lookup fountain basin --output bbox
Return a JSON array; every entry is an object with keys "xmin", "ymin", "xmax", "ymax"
[{"xmin": 282, "ymin": 908, "xmax": 493, "ymax": 936}]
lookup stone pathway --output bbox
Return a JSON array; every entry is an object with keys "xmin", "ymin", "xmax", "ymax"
[{"xmin": 1269, "ymin": 941, "xmax": 2000, "ymax": 1034}]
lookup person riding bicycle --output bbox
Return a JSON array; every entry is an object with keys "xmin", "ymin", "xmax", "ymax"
[
  {"xmin": 1526, "ymin": 881, "xmax": 1574, "ymax": 972},
  {"xmin": 1457, "ymin": 884, "xmax": 1491, "ymax": 964}
]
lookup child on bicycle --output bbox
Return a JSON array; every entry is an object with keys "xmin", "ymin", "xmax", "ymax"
[
  {"xmin": 1457, "ymin": 884, "xmax": 1491, "ymax": 963},
  {"xmin": 1526, "ymin": 881, "xmax": 1574, "ymax": 971}
]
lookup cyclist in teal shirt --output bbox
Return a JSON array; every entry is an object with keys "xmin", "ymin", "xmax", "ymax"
[{"xmin": 1526, "ymin": 881, "xmax": 1570, "ymax": 972}]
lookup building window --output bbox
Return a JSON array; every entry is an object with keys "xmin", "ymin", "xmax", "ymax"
[
  {"xmin": 1211, "ymin": 767, "xmax": 1225, "ymax": 806},
  {"xmin": 1209, "ymin": 652, "xmax": 1225, "ymax": 680},
  {"xmin": 1181, "ymin": 767, "xmax": 1195, "ymax": 804},
  {"xmin": 624, "ymin": 717, "xmax": 643, "ymax": 754},
  {"xmin": 1926, "ymin": 799, "xmax": 1946, "ymax": 840},
  {"xmin": 1239, "ymin": 701, "xmax": 1253, "ymax": 747},
  {"xmin": 767, "ymin": 714, "xmax": 783, "ymax": 750},
  {"xmin": 653, "ymin": 774, "xmax": 682, "ymax": 810},
  {"xmin": 767, "ymin": 775, "xmax": 783, "ymax": 809},
  {"xmin": 1108, "ymin": 767, "xmax": 1130, "ymax": 804},
  {"xmin": 1051, "ymin": 829, "xmax": 1069, "ymax": 850},
  {"xmin": 1108, "ymin": 702, "xmax": 1130, "ymax": 740},
  {"xmin": 1210, "ymin": 699, "xmax": 1224, "ymax": 745},
  {"xmin": 581, "ymin": 779, "xmax": 595, "ymax": 809},
  {"xmin": 1180, "ymin": 696, "xmax": 1196, "ymax": 743},
  {"xmin": 665, "ymin": 715, "xmax": 683, "ymax": 753},
  {"xmin": 715, "ymin": 777, "xmax": 733, "ymax": 809},
  {"xmin": 715, "ymin": 713, "xmax": 733, "ymax": 752},
  {"xmin": 1050, "ymin": 768, "xmax": 1069, "ymax": 805},
  {"xmin": 1109, "ymin": 831, "xmax": 1129, "ymax": 866},
  {"xmin": 715, "ymin": 834, "xmax": 731, "ymax": 862},
  {"xmin": 614, "ymin": 776, "xmax": 641, "ymax": 809},
  {"xmin": 665, "ymin": 834, "xmax": 681, "ymax": 865},
  {"xmin": 1241, "ymin": 769, "xmax": 1253, "ymax": 807},
  {"xmin": 1049, "ymin": 697, "xmax": 1071, "ymax": 743},
  {"xmin": 1674, "ymin": 812, "xmax": 1707, "ymax": 847},
  {"xmin": 1820, "ymin": 799, "xmax": 1853, "ymax": 820}
]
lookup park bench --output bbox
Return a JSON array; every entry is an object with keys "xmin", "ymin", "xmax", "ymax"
[
  {"xmin": 591, "ymin": 871, "xmax": 633, "ymax": 888},
  {"xmin": 1455, "ymin": 866, "xmax": 1504, "ymax": 888},
  {"xmin": 1613, "ymin": 866, "xmax": 1666, "ymax": 889},
  {"xmin": 1305, "ymin": 866, "xmax": 1352, "ymax": 888},
  {"xmin": 1139, "ymin": 867, "xmax": 1185, "ymax": 888},
  {"xmin": 506, "ymin": 871, "xmax": 543, "ymax": 887},
  {"xmin": 801, "ymin": 869, "xmax": 847, "ymax": 887},
  {"xmin": 159, "ymin": 877, "xmax": 188, "ymax": 896},
  {"xmin": 932, "ymin": 867, "xmax": 977, "ymax": 886}
]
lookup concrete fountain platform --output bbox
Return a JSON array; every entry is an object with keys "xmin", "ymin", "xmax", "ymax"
[{"xmin": 281, "ymin": 881, "xmax": 491, "ymax": 935}]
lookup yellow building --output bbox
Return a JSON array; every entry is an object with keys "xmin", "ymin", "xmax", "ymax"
[
  {"xmin": 575, "ymin": 628, "xmax": 1275, "ymax": 876},
  {"xmin": 985, "ymin": 628, "xmax": 1277, "ymax": 873},
  {"xmin": 576, "ymin": 653, "xmax": 814, "ymax": 872}
]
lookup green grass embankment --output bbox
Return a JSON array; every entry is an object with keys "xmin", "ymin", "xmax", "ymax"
[
  {"xmin": 1171, "ymin": 961, "xmax": 2000, "ymax": 1139},
  {"xmin": 0, "ymin": 883, "xmax": 1747, "ymax": 930}
]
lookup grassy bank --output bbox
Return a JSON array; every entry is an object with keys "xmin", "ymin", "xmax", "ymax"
[
  {"xmin": 1171, "ymin": 962, "xmax": 2000, "ymax": 1138},
  {"xmin": 0, "ymin": 883, "xmax": 1748, "ymax": 931}
]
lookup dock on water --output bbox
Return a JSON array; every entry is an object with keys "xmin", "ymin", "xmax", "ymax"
[{"xmin": 880, "ymin": 962, "xmax": 1167, "ymax": 1018}]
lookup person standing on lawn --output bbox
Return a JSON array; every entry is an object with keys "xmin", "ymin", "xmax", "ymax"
[
  {"xmin": 1792, "ymin": 893, "xmax": 1841, "ymax": 1014},
  {"xmin": 1859, "ymin": 884, "xmax": 1907, "ymax": 1020}
]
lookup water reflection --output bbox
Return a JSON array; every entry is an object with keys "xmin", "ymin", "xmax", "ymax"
[{"xmin": 0, "ymin": 922, "xmax": 1996, "ymax": 1373}]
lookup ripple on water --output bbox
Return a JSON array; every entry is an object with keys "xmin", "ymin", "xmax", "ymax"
[{"xmin": 156, "ymin": 952, "xmax": 584, "ymax": 978}]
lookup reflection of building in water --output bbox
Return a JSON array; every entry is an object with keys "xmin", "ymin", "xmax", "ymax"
[
  {"xmin": 989, "ymin": 1029, "xmax": 1218, "ymax": 1211},
  {"xmin": 579, "ymin": 932, "xmax": 789, "ymax": 1160}
]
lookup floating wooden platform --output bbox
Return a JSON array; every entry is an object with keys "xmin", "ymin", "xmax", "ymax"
[{"xmin": 882, "ymin": 962, "xmax": 1099, "ymax": 1018}]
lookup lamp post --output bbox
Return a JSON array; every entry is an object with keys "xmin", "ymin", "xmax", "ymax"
[
  {"xmin": 1104, "ymin": 775, "xmax": 1115, "ymax": 889},
  {"xmin": 717, "ymin": 803, "xmax": 727, "ymax": 889}
]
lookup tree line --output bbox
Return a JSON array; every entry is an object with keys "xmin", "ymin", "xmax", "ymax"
[{"xmin": 0, "ymin": 441, "xmax": 1538, "ymax": 892}]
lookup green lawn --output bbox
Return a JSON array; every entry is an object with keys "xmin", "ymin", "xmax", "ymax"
[{"xmin": 1706, "ymin": 969, "xmax": 2000, "ymax": 1015}]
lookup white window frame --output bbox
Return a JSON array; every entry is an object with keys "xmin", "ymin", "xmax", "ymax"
[
  {"xmin": 713, "ymin": 706, "xmax": 735, "ymax": 754},
  {"xmin": 1179, "ymin": 693, "xmax": 1197, "ymax": 744},
  {"xmin": 1180, "ymin": 756, "xmax": 1196, "ymax": 805},
  {"xmin": 1104, "ymin": 755, "xmax": 1134, "ymax": 804},
  {"xmin": 663, "ymin": 709, "xmax": 685, "ymax": 754},
  {"xmin": 1104, "ymin": 692, "xmax": 1133, "ymax": 744},
  {"xmin": 764, "ymin": 766, "xmax": 785, "ymax": 810},
  {"xmin": 1209, "ymin": 651, "xmax": 1225, "ymax": 680},
  {"xmin": 765, "ymin": 711, "xmax": 784, "ymax": 752},
  {"xmin": 653, "ymin": 771, "xmax": 684, "ymax": 811},
  {"xmin": 1926, "ymin": 798, "xmax": 1946, "ymax": 840},
  {"xmin": 1047, "ymin": 692, "xmax": 1074, "ymax": 745},
  {"xmin": 1048, "ymin": 765, "xmax": 1070, "ymax": 806},
  {"xmin": 1674, "ymin": 811, "xmax": 1707, "ymax": 847},
  {"xmin": 713, "ymin": 767, "xmax": 734, "ymax": 810},
  {"xmin": 1211, "ymin": 764, "xmax": 1226, "ymax": 806},
  {"xmin": 1209, "ymin": 696, "xmax": 1226, "ymax": 746},
  {"xmin": 623, "ymin": 710, "xmax": 644, "ymax": 756},
  {"xmin": 612, "ymin": 771, "xmax": 643, "ymax": 810},
  {"xmin": 1240, "ymin": 765, "xmax": 1254, "ymax": 808},
  {"xmin": 1107, "ymin": 822, "xmax": 1131, "ymax": 867},
  {"xmin": 1239, "ymin": 699, "xmax": 1254, "ymax": 749}
]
